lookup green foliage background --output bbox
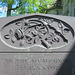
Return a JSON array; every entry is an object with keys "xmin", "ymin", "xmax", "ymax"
[{"xmin": 0, "ymin": 0, "xmax": 56, "ymax": 16}]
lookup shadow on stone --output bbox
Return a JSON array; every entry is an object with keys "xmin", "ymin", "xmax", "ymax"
[{"xmin": 56, "ymin": 42, "xmax": 75, "ymax": 75}]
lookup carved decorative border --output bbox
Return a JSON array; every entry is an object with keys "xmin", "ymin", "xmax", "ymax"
[{"xmin": 0, "ymin": 15, "xmax": 74, "ymax": 49}]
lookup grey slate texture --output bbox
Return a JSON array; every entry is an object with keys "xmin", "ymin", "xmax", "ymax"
[{"xmin": 0, "ymin": 14, "xmax": 75, "ymax": 75}]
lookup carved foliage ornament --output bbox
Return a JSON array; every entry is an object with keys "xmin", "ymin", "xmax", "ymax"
[{"xmin": 0, "ymin": 15, "xmax": 74, "ymax": 49}]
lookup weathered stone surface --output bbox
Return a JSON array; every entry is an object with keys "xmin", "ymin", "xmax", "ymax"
[
  {"xmin": 0, "ymin": 14, "xmax": 75, "ymax": 75},
  {"xmin": 0, "ymin": 53, "xmax": 73, "ymax": 75}
]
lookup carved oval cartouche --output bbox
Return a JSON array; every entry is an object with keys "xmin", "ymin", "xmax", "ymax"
[{"xmin": 0, "ymin": 15, "xmax": 74, "ymax": 49}]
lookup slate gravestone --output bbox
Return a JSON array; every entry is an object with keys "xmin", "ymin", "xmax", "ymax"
[{"xmin": 0, "ymin": 14, "xmax": 75, "ymax": 75}]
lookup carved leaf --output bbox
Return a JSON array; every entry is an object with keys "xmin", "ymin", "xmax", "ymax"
[
  {"xmin": 9, "ymin": 28, "xmax": 14, "ymax": 36},
  {"xmin": 11, "ymin": 37, "xmax": 16, "ymax": 43},
  {"xmin": 64, "ymin": 28, "xmax": 70, "ymax": 33},
  {"xmin": 58, "ymin": 22, "xmax": 63, "ymax": 28},
  {"xmin": 15, "ymin": 22, "xmax": 22, "ymax": 26},
  {"xmin": 4, "ymin": 34, "xmax": 10, "ymax": 39}
]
